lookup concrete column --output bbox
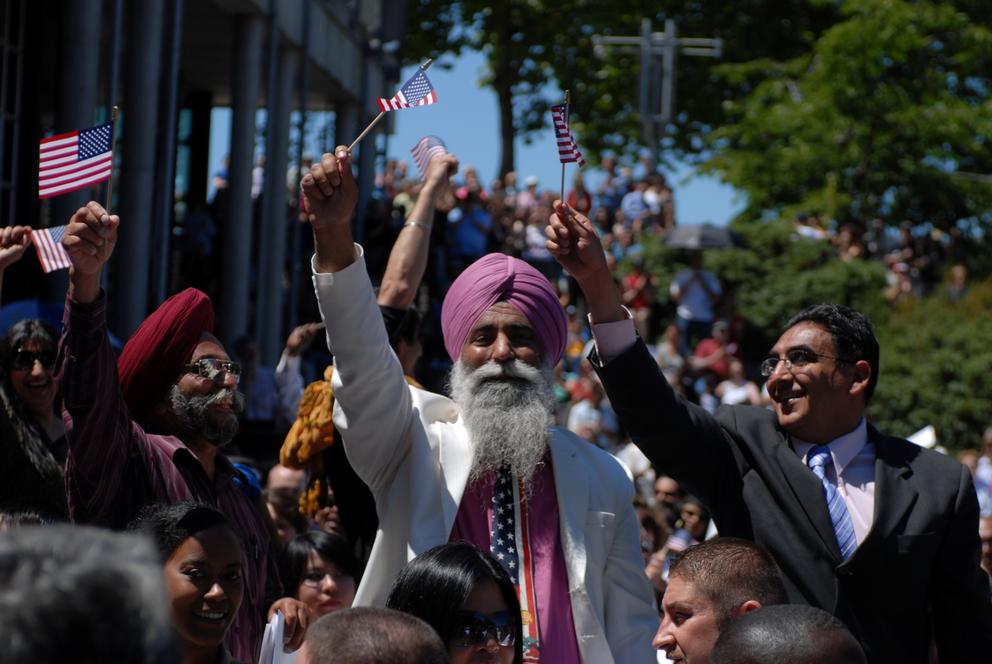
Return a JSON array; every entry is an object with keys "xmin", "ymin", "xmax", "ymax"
[
  {"xmin": 256, "ymin": 48, "xmax": 297, "ymax": 364},
  {"xmin": 216, "ymin": 15, "xmax": 264, "ymax": 347},
  {"xmin": 111, "ymin": 0, "xmax": 166, "ymax": 338},
  {"xmin": 47, "ymin": 0, "xmax": 102, "ymax": 301}
]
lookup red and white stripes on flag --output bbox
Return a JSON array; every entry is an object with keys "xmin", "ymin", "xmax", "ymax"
[
  {"xmin": 377, "ymin": 69, "xmax": 438, "ymax": 112},
  {"xmin": 410, "ymin": 135, "xmax": 448, "ymax": 180},
  {"xmin": 550, "ymin": 104, "xmax": 586, "ymax": 166},
  {"xmin": 38, "ymin": 122, "xmax": 114, "ymax": 199},
  {"xmin": 30, "ymin": 226, "xmax": 73, "ymax": 273}
]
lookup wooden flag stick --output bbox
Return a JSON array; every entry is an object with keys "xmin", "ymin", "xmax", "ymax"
[
  {"xmin": 348, "ymin": 58, "xmax": 434, "ymax": 153},
  {"xmin": 105, "ymin": 106, "xmax": 119, "ymax": 212},
  {"xmin": 560, "ymin": 90, "xmax": 570, "ymax": 203}
]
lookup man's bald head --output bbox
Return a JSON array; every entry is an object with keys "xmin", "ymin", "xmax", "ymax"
[{"xmin": 710, "ymin": 604, "xmax": 866, "ymax": 664}]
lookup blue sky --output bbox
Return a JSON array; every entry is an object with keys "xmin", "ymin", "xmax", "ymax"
[{"xmin": 208, "ymin": 50, "xmax": 744, "ymax": 225}]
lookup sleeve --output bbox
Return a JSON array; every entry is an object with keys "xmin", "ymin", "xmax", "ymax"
[
  {"xmin": 57, "ymin": 293, "xmax": 152, "ymax": 523},
  {"xmin": 311, "ymin": 247, "xmax": 415, "ymax": 495},
  {"xmin": 930, "ymin": 464, "xmax": 992, "ymax": 661},
  {"xmin": 274, "ymin": 350, "xmax": 304, "ymax": 425},
  {"xmin": 591, "ymin": 337, "xmax": 740, "ymax": 508},
  {"xmin": 603, "ymin": 484, "xmax": 660, "ymax": 663}
]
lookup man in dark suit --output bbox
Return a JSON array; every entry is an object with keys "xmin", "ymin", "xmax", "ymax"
[{"xmin": 545, "ymin": 202, "xmax": 992, "ymax": 663}]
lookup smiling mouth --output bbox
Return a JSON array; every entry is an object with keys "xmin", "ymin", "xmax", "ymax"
[{"xmin": 192, "ymin": 609, "xmax": 228, "ymax": 622}]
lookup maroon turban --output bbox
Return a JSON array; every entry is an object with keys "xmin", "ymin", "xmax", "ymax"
[
  {"xmin": 117, "ymin": 288, "xmax": 215, "ymax": 424},
  {"xmin": 440, "ymin": 253, "xmax": 566, "ymax": 366}
]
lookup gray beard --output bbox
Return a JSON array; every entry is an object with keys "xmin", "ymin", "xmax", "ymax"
[
  {"xmin": 167, "ymin": 384, "xmax": 245, "ymax": 447},
  {"xmin": 448, "ymin": 359, "xmax": 555, "ymax": 492}
]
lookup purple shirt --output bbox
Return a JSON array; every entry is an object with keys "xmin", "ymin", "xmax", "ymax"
[
  {"xmin": 449, "ymin": 455, "xmax": 581, "ymax": 662},
  {"xmin": 57, "ymin": 294, "xmax": 280, "ymax": 663}
]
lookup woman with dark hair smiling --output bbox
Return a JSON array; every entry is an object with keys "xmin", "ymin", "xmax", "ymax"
[
  {"xmin": 131, "ymin": 502, "xmax": 246, "ymax": 664},
  {"xmin": 0, "ymin": 318, "xmax": 66, "ymax": 518},
  {"xmin": 278, "ymin": 530, "xmax": 359, "ymax": 619},
  {"xmin": 386, "ymin": 542, "xmax": 522, "ymax": 664}
]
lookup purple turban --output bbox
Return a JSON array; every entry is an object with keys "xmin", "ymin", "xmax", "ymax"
[{"xmin": 441, "ymin": 253, "xmax": 566, "ymax": 366}]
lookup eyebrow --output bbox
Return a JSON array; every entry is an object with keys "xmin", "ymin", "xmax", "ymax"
[{"xmin": 766, "ymin": 344, "xmax": 817, "ymax": 356}]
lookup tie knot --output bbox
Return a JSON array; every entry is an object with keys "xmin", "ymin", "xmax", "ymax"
[{"xmin": 807, "ymin": 446, "xmax": 832, "ymax": 470}]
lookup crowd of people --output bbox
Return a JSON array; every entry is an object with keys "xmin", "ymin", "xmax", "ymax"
[{"xmin": 0, "ymin": 139, "xmax": 990, "ymax": 664}]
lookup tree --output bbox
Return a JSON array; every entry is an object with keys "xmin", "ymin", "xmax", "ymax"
[{"xmin": 702, "ymin": 0, "xmax": 992, "ymax": 230}]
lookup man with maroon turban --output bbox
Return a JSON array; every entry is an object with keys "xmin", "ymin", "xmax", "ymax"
[
  {"xmin": 299, "ymin": 149, "xmax": 656, "ymax": 663},
  {"xmin": 56, "ymin": 201, "xmax": 310, "ymax": 662}
]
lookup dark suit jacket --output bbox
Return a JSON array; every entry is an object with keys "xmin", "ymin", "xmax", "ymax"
[{"xmin": 596, "ymin": 339, "xmax": 992, "ymax": 663}]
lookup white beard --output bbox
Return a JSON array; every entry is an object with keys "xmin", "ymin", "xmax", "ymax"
[{"xmin": 448, "ymin": 359, "xmax": 556, "ymax": 492}]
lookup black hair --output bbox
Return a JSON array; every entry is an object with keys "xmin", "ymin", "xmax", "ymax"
[
  {"xmin": 710, "ymin": 604, "xmax": 866, "ymax": 664},
  {"xmin": 128, "ymin": 501, "xmax": 233, "ymax": 561},
  {"xmin": 784, "ymin": 304, "xmax": 880, "ymax": 402},
  {"xmin": 668, "ymin": 537, "xmax": 789, "ymax": 629},
  {"xmin": 279, "ymin": 530, "xmax": 361, "ymax": 596},
  {"xmin": 386, "ymin": 542, "xmax": 523, "ymax": 663},
  {"xmin": 0, "ymin": 319, "xmax": 62, "ymax": 484}
]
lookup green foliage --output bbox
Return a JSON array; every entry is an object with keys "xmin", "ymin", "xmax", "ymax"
[
  {"xmin": 704, "ymin": 0, "xmax": 992, "ymax": 230},
  {"xmin": 639, "ymin": 224, "xmax": 889, "ymax": 350},
  {"xmin": 871, "ymin": 280, "xmax": 992, "ymax": 452}
]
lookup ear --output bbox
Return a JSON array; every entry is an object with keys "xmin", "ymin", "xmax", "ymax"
[
  {"xmin": 848, "ymin": 359, "xmax": 872, "ymax": 399},
  {"xmin": 734, "ymin": 599, "xmax": 762, "ymax": 618}
]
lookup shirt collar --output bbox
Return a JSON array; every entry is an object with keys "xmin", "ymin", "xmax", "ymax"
[{"xmin": 794, "ymin": 418, "xmax": 868, "ymax": 475}]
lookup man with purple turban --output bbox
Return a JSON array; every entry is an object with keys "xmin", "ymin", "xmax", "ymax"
[
  {"xmin": 56, "ymin": 201, "xmax": 311, "ymax": 662},
  {"xmin": 300, "ymin": 149, "xmax": 656, "ymax": 663}
]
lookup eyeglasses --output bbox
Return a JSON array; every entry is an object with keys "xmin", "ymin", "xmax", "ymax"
[
  {"xmin": 760, "ymin": 348, "xmax": 852, "ymax": 377},
  {"xmin": 182, "ymin": 358, "xmax": 241, "ymax": 385},
  {"xmin": 11, "ymin": 348, "xmax": 56, "ymax": 371},
  {"xmin": 451, "ymin": 611, "xmax": 516, "ymax": 648}
]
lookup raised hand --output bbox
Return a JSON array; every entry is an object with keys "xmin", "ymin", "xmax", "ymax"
[
  {"xmin": 284, "ymin": 322, "xmax": 322, "ymax": 356},
  {"xmin": 424, "ymin": 153, "xmax": 458, "ymax": 197},
  {"xmin": 547, "ymin": 200, "xmax": 625, "ymax": 323},
  {"xmin": 0, "ymin": 225, "xmax": 32, "ymax": 271},
  {"xmin": 63, "ymin": 202, "xmax": 119, "ymax": 277},
  {"xmin": 301, "ymin": 147, "xmax": 358, "ymax": 231},
  {"xmin": 546, "ymin": 200, "xmax": 610, "ymax": 284}
]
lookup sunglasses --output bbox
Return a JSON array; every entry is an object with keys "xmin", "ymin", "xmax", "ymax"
[
  {"xmin": 11, "ymin": 348, "xmax": 56, "ymax": 371},
  {"xmin": 451, "ymin": 610, "xmax": 515, "ymax": 648},
  {"xmin": 182, "ymin": 358, "xmax": 241, "ymax": 385}
]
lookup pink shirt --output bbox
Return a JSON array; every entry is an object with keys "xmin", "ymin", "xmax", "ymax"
[{"xmin": 449, "ymin": 455, "xmax": 581, "ymax": 662}]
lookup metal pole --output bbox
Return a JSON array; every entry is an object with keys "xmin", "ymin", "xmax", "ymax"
[
  {"xmin": 638, "ymin": 18, "xmax": 653, "ymax": 146},
  {"xmin": 660, "ymin": 19, "xmax": 678, "ymax": 125},
  {"xmin": 152, "ymin": 0, "xmax": 184, "ymax": 306},
  {"xmin": 288, "ymin": 0, "xmax": 312, "ymax": 329}
]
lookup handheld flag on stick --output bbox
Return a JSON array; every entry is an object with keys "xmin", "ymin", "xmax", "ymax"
[
  {"xmin": 410, "ymin": 135, "xmax": 448, "ymax": 180},
  {"xmin": 349, "ymin": 59, "xmax": 436, "ymax": 152},
  {"xmin": 30, "ymin": 226, "xmax": 72, "ymax": 273},
  {"xmin": 551, "ymin": 91, "xmax": 585, "ymax": 202},
  {"xmin": 38, "ymin": 120, "xmax": 115, "ymax": 199}
]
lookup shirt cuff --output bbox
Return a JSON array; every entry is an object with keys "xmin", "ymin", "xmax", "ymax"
[
  {"xmin": 310, "ymin": 243, "xmax": 364, "ymax": 277},
  {"xmin": 589, "ymin": 309, "xmax": 637, "ymax": 364}
]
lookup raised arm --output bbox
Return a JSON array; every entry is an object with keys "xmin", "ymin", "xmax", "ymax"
[
  {"xmin": 302, "ymin": 147, "xmax": 416, "ymax": 494},
  {"xmin": 377, "ymin": 154, "xmax": 457, "ymax": 309},
  {"xmin": 0, "ymin": 225, "xmax": 33, "ymax": 298}
]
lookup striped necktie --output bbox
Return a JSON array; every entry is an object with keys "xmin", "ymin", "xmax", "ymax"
[{"xmin": 807, "ymin": 446, "xmax": 858, "ymax": 560}]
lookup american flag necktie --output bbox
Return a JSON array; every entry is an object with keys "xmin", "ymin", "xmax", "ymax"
[
  {"xmin": 491, "ymin": 466, "xmax": 541, "ymax": 662},
  {"xmin": 807, "ymin": 446, "xmax": 858, "ymax": 560}
]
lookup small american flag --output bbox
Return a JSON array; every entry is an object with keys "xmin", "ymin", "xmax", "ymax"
[
  {"xmin": 39, "ymin": 122, "xmax": 114, "ymax": 199},
  {"xmin": 30, "ymin": 226, "xmax": 73, "ymax": 273},
  {"xmin": 551, "ymin": 104, "xmax": 586, "ymax": 166},
  {"xmin": 410, "ymin": 135, "xmax": 448, "ymax": 180},
  {"xmin": 377, "ymin": 69, "xmax": 438, "ymax": 112}
]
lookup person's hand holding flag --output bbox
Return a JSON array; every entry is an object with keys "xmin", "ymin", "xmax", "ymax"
[{"xmin": 63, "ymin": 201, "xmax": 120, "ymax": 303}]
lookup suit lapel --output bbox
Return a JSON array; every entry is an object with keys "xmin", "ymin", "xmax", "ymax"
[
  {"xmin": 770, "ymin": 433, "xmax": 843, "ymax": 561},
  {"xmin": 855, "ymin": 425, "xmax": 917, "ymax": 558},
  {"xmin": 549, "ymin": 431, "xmax": 589, "ymax": 592}
]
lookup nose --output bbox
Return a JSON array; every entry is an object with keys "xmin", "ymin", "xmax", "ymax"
[
  {"xmin": 204, "ymin": 581, "xmax": 227, "ymax": 602},
  {"xmin": 320, "ymin": 574, "xmax": 338, "ymax": 594},
  {"xmin": 478, "ymin": 631, "xmax": 500, "ymax": 653},
  {"xmin": 29, "ymin": 359, "xmax": 47, "ymax": 377},
  {"xmin": 490, "ymin": 332, "xmax": 515, "ymax": 363},
  {"xmin": 219, "ymin": 370, "xmax": 239, "ymax": 389},
  {"xmin": 653, "ymin": 617, "xmax": 674, "ymax": 651}
]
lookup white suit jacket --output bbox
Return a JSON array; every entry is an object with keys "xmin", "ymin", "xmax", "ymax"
[{"xmin": 312, "ymin": 249, "xmax": 657, "ymax": 663}]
